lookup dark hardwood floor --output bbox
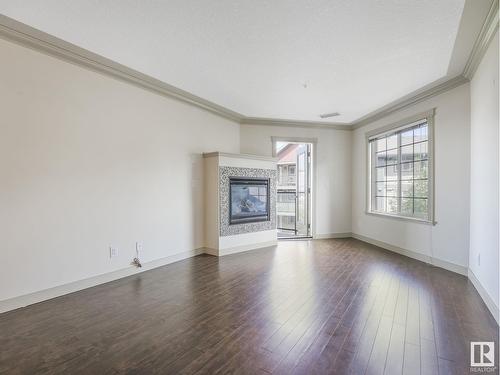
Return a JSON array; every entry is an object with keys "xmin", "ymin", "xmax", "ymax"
[{"xmin": 0, "ymin": 238, "xmax": 497, "ymax": 374}]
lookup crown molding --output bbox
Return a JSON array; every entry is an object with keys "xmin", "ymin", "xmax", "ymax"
[
  {"xmin": 0, "ymin": 9, "xmax": 493, "ymax": 132},
  {"xmin": 243, "ymin": 74, "xmax": 467, "ymax": 131},
  {"xmin": 463, "ymin": 0, "xmax": 499, "ymax": 79},
  {"xmin": 240, "ymin": 117, "xmax": 350, "ymax": 130},
  {"xmin": 351, "ymin": 75, "xmax": 469, "ymax": 130},
  {"xmin": 364, "ymin": 108, "xmax": 435, "ymax": 139},
  {"xmin": 350, "ymin": 0, "xmax": 497, "ymax": 130},
  {"xmin": 271, "ymin": 136, "xmax": 318, "ymax": 144},
  {"xmin": 0, "ymin": 14, "xmax": 352, "ymax": 130},
  {"xmin": 0, "ymin": 14, "xmax": 244, "ymax": 123}
]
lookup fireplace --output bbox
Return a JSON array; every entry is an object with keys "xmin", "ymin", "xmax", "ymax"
[{"xmin": 229, "ymin": 177, "xmax": 270, "ymax": 225}]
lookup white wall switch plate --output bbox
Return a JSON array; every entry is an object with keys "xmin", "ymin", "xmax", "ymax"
[{"xmin": 109, "ymin": 247, "xmax": 118, "ymax": 258}]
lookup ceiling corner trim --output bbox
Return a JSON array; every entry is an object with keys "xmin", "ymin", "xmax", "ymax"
[
  {"xmin": 0, "ymin": 6, "xmax": 492, "ymax": 132},
  {"xmin": 350, "ymin": 75, "xmax": 469, "ymax": 130},
  {"xmin": 240, "ymin": 117, "xmax": 350, "ymax": 130},
  {"xmin": 0, "ymin": 14, "xmax": 244, "ymax": 123},
  {"xmin": 463, "ymin": 0, "xmax": 499, "ymax": 79}
]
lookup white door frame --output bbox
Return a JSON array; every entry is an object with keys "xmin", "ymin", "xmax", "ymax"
[{"xmin": 271, "ymin": 136, "xmax": 317, "ymax": 238}]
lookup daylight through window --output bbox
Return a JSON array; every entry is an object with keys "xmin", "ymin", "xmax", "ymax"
[{"xmin": 368, "ymin": 119, "xmax": 432, "ymax": 221}]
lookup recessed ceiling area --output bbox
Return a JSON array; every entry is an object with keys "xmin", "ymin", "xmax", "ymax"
[{"xmin": 0, "ymin": 0, "xmax": 467, "ymax": 123}]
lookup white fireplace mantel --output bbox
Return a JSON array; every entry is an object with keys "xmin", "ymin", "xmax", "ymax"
[{"xmin": 203, "ymin": 152, "xmax": 278, "ymax": 256}]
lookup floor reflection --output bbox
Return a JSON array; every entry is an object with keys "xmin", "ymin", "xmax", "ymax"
[{"xmin": 0, "ymin": 238, "xmax": 497, "ymax": 374}]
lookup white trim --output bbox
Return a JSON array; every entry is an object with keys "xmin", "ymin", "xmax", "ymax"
[
  {"xmin": 241, "ymin": 117, "xmax": 349, "ymax": 130},
  {"xmin": 365, "ymin": 109, "xmax": 435, "ymax": 140},
  {"xmin": 468, "ymin": 268, "xmax": 500, "ymax": 325},
  {"xmin": 313, "ymin": 232, "xmax": 353, "ymax": 239},
  {"xmin": 309, "ymin": 144, "xmax": 315, "ymax": 238},
  {"xmin": 202, "ymin": 247, "xmax": 219, "ymax": 256},
  {"xmin": 0, "ymin": 248, "xmax": 204, "ymax": 314},
  {"xmin": 364, "ymin": 211, "xmax": 436, "ymax": 225},
  {"xmin": 352, "ymin": 76, "xmax": 468, "ymax": 129},
  {"xmin": 0, "ymin": 14, "xmax": 243, "ymax": 123},
  {"xmin": 244, "ymin": 77, "xmax": 467, "ymax": 131},
  {"xmin": 428, "ymin": 110, "xmax": 436, "ymax": 225},
  {"xmin": 271, "ymin": 136, "xmax": 318, "ymax": 145},
  {"xmin": 352, "ymin": 233, "xmax": 468, "ymax": 276},
  {"xmin": 365, "ymin": 109, "xmax": 435, "ymax": 224},
  {"xmin": 202, "ymin": 152, "xmax": 277, "ymax": 162},
  {"xmin": 0, "ymin": 14, "xmax": 477, "ymax": 131},
  {"xmin": 351, "ymin": 1, "xmax": 495, "ymax": 129},
  {"xmin": 463, "ymin": 0, "xmax": 499, "ymax": 79},
  {"xmin": 2, "ymin": 238, "xmax": 494, "ymax": 326},
  {"xmin": 214, "ymin": 240, "xmax": 278, "ymax": 256},
  {"xmin": 272, "ymin": 137, "xmax": 316, "ymax": 238}
]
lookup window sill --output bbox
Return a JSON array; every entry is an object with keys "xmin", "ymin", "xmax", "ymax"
[{"xmin": 364, "ymin": 211, "xmax": 436, "ymax": 225}]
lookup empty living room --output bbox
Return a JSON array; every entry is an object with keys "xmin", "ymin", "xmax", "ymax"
[{"xmin": 0, "ymin": 1, "xmax": 499, "ymax": 374}]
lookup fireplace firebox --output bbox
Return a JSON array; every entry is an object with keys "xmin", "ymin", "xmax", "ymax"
[{"xmin": 229, "ymin": 177, "xmax": 270, "ymax": 225}]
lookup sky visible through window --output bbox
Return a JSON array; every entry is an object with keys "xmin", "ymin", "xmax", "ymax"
[{"xmin": 275, "ymin": 141, "xmax": 288, "ymax": 153}]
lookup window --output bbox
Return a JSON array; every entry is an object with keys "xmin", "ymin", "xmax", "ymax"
[
  {"xmin": 367, "ymin": 113, "xmax": 433, "ymax": 222},
  {"xmin": 277, "ymin": 165, "xmax": 288, "ymax": 185}
]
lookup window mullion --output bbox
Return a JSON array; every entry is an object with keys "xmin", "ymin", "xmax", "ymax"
[{"xmin": 367, "ymin": 118, "xmax": 432, "ymax": 222}]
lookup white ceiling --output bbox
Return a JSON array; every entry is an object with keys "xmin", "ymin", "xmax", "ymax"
[{"xmin": 0, "ymin": 0, "xmax": 467, "ymax": 123}]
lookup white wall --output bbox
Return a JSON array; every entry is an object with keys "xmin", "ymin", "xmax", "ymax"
[
  {"xmin": 352, "ymin": 83, "xmax": 471, "ymax": 271},
  {"xmin": 1, "ymin": 20, "xmax": 496, "ymax": 321},
  {"xmin": 469, "ymin": 30, "xmax": 499, "ymax": 313},
  {"xmin": 0, "ymin": 37, "xmax": 240, "ymax": 302},
  {"xmin": 240, "ymin": 125, "xmax": 352, "ymax": 237}
]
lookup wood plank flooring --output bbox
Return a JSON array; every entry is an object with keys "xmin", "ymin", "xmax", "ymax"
[{"xmin": 0, "ymin": 238, "xmax": 497, "ymax": 374}]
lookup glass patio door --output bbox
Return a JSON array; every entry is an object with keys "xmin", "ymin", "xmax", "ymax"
[
  {"xmin": 295, "ymin": 144, "xmax": 310, "ymax": 237},
  {"xmin": 275, "ymin": 141, "xmax": 312, "ymax": 238}
]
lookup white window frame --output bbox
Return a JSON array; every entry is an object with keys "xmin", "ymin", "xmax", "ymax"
[{"xmin": 365, "ymin": 109, "xmax": 436, "ymax": 224}]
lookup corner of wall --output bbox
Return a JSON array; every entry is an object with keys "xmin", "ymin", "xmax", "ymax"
[{"xmin": 468, "ymin": 268, "xmax": 500, "ymax": 325}]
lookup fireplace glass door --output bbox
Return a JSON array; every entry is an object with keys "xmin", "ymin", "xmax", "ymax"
[{"xmin": 229, "ymin": 178, "xmax": 270, "ymax": 225}]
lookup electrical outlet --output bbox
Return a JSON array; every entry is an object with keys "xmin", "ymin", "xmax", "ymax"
[
  {"xmin": 478, "ymin": 253, "xmax": 481, "ymax": 266},
  {"xmin": 109, "ymin": 247, "xmax": 118, "ymax": 258},
  {"xmin": 136, "ymin": 242, "xmax": 143, "ymax": 257}
]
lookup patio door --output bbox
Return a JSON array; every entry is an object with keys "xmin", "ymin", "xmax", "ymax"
[
  {"xmin": 295, "ymin": 144, "xmax": 311, "ymax": 237},
  {"xmin": 275, "ymin": 141, "xmax": 312, "ymax": 238}
]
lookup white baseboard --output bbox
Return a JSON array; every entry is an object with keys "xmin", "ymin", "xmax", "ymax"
[
  {"xmin": 205, "ymin": 240, "xmax": 278, "ymax": 257},
  {"xmin": 431, "ymin": 257, "xmax": 469, "ymax": 276},
  {"xmin": 0, "ymin": 241, "xmax": 280, "ymax": 314},
  {"xmin": 1, "ymin": 237, "xmax": 493, "ymax": 327},
  {"xmin": 314, "ymin": 232, "xmax": 353, "ymax": 239},
  {"xmin": 351, "ymin": 233, "xmax": 468, "ymax": 276},
  {"xmin": 202, "ymin": 247, "xmax": 219, "ymax": 256},
  {"xmin": 468, "ymin": 268, "xmax": 500, "ymax": 325},
  {"xmin": 351, "ymin": 233, "xmax": 498, "ymax": 325},
  {"xmin": 0, "ymin": 248, "xmax": 204, "ymax": 314}
]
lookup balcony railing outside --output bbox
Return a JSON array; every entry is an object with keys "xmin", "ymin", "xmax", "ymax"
[
  {"xmin": 277, "ymin": 190, "xmax": 297, "ymax": 235},
  {"xmin": 277, "ymin": 176, "xmax": 296, "ymax": 187}
]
